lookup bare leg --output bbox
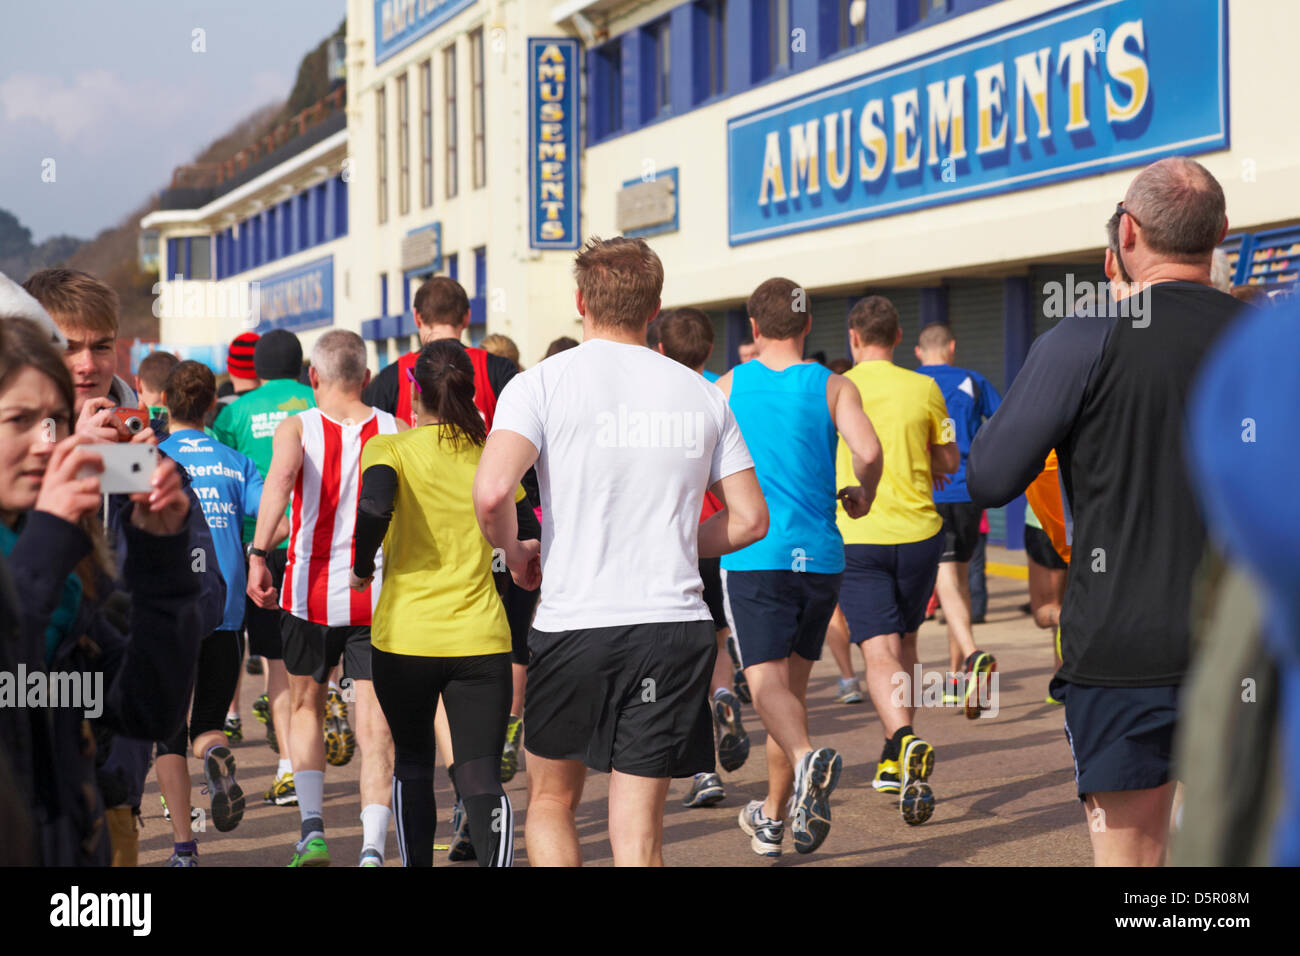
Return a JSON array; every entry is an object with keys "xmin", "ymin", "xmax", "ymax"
[
  {"xmin": 289, "ymin": 675, "xmax": 327, "ymax": 774},
  {"xmin": 825, "ymin": 606, "xmax": 855, "ymax": 681},
  {"xmin": 435, "ymin": 697, "xmax": 455, "ymax": 768},
  {"xmin": 1027, "ymin": 556, "xmax": 1065, "ymax": 630},
  {"xmin": 510, "ymin": 663, "xmax": 526, "ymax": 718},
  {"xmin": 752, "ymin": 655, "xmax": 816, "ymax": 821},
  {"xmin": 860, "ymin": 632, "xmax": 913, "ymax": 739},
  {"xmin": 1085, "ymin": 782, "xmax": 1177, "ymax": 866},
  {"xmin": 352, "ymin": 678, "xmax": 394, "ymax": 809},
  {"xmin": 710, "ymin": 628, "xmax": 733, "ymax": 693},
  {"xmin": 524, "ymin": 755, "xmax": 586, "ymax": 866},
  {"xmin": 267, "ymin": 658, "xmax": 294, "ymax": 767},
  {"xmin": 934, "ymin": 561, "xmax": 977, "ymax": 661},
  {"xmin": 608, "ymin": 772, "xmax": 672, "ymax": 866},
  {"xmin": 155, "ymin": 754, "xmax": 194, "ymax": 843}
]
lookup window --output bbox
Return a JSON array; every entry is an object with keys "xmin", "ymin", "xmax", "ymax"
[
  {"xmin": 591, "ymin": 42, "xmax": 624, "ymax": 140},
  {"xmin": 281, "ymin": 199, "xmax": 293, "ymax": 254},
  {"xmin": 695, "ymin": 0, "xmax": 727, "ymax": 102},
  {"xmin": 266, "ymin": 206, "xmax": 278, "ymax": 261},
  {"xmin": 474, "ymin": 246, "xmax": 487, "ymax": 297},
  {"xmin": 314, "ymin": 183, "xmax": 327, "ymax": 245},
  {"xmin": 900, "ymin": 0, "xmax": 947, "ymax": 29},
  {"xmin": 444, "ymin": 43, "xmax": 458, "ymax": 199},
  {"xmin": 250, "ymin": 217, "xmax": 262, "ymax": 267},
  {"xmin": 297, "ymin": 193, "xmax": 309, "ymax": 250},
  {"xmin": 644, "ymin": 19, "xmax": 671, "ymax": 119},
  {"xmin": 825, "ymin": 0, "xmax": 867, "ymax": 54},
  {"xmin": 189, "ymin": 236, "xmax": 212, "ymax": 279},
  {"xmin": 376, "ymin": 85, "xmax": 388, "ymax": 224},
  {"xmin": 446, "ymin": 252, "xmax": 458, "ymax": 281},
  {"xmin": 379, "ymin": 273, "xmax": 389, "ymax": 317},
  {"xmin": 470, "ymin": 29, "xmax": 487, "ymax": 189},
  {"xmin": 768, "ymin": 0, "xmax": 790, "ymax": 76},
  {"xmin": 334, "ymin": 175, "xmax": 348, "ymax": 237},
  {"xmin": 419, "ymin": 59, "xmax": 433, "ymax": 207},
  {"xmin": 396, "ymin": 73, "xmax": 410, "ymax": 216}
]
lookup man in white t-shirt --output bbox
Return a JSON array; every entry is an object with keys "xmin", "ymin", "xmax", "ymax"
[{"xmin": 473, "ymin": 236, "xmax": 768, "ymax": 866}]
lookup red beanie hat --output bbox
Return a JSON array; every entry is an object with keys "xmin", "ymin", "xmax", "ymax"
[{"xmin": 228, "ymin": 332, "xmax": 260, "ymax": 379}]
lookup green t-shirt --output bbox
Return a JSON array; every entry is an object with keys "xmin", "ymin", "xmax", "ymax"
[{"xmin": 211, "ymin": 378, "xmax": 315, "ymax": 543}]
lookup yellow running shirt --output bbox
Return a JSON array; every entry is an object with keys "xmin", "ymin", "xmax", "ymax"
[
  {"xmin": 361, "ymin": 425, "xmax": 524, "ymax": 657},
  {"xmin": 836, "ymin": 360, "xmax": 950, "ymax": 545}
]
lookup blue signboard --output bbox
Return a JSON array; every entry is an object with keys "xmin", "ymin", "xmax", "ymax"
[
  {"xmin": 528, "ymin": 38, "xmax": 581, "ymax": 250},
  {"xmin": 255, "ymin": 256, "xmax": 334, "ymax": 333},
  {"xmin": 374, "ymin": 0, "xmax": 476, "ymax": 65},
  {"xmin": 727, "ymin": 0, "xmax": 1228, "ymax": 246}
]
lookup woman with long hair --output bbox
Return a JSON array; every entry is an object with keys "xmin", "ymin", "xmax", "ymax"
[{"xmin": 350, "ymin": 339, "xmax": 539, "ymax": 866}]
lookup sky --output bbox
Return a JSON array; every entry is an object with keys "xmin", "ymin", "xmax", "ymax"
[{"xmin": 0, "ymin": 0, "xmax": 346, "ymax": 243}]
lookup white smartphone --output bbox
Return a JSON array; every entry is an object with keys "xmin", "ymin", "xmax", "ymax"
[{"xmin": 80, "ymin": 443, "xmax": 159, "ymax": 495}]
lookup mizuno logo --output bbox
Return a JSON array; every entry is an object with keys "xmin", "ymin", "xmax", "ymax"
[{"xmin": 177, "ymin": 437, "xmax": 208, "ymax": 452}]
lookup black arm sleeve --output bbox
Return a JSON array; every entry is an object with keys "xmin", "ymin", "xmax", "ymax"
[
  {"xmin": 362, "ymin": 361, "xmax": 402, "ymax": 415},
  {"xmin": 967, "ymin": 314, "xmax": 1110, "ymax": 508},
  {"xmin": 485, "ymin": 353, "xmax": 517, "ymax": 400},
  {"xmin": 354, "ymin": 464, "xmax": 398, "ymax": 578},
  {"xmin": 516, "ymin": 494, "xmax": 540, "ymax": 540}
]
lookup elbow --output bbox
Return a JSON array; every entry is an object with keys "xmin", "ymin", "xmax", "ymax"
[
  {"xmin": 742, "ymin": 503, "xmax": 770, "ymax": 548},
  {"xmin": 473, "ymin": 477, "xmax": 513, "ymax": 519}
]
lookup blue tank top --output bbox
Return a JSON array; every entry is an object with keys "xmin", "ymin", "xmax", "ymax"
[{"xmin": 721, "ymin": 360, "xmax": 843, "ymax": 573}]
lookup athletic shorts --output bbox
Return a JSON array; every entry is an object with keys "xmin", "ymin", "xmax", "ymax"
[
  {"xmin": 157, "ymin": 629, "xmax": 245, "ymax": 757},
  {"xmin": 698, "ymin": 557, "xmax": 728, "ymax": 631},
  {"xmin": 494, "ymin": 570, "xmax": 540, "ymax": 666},
  {"xmin": 281, "ymin": 614, "xmax": 372, "ymax": 683},
  {"xmin": 245, "ymin": 548, "xmax": 288, "ymax": 659},
  {"xmin": 720, "ymin": 569, "xmax": 841, "ymax": 668},
  {"xmin": 1024, "ymin": 525, "xmax": 1068, "ymax": 571},
  {"xmin": 839, "ymin": 531, "xmax": 944, "ymax": 641},
  {"xmin": 936, "ymin": 501, "xmax": 982, "ymax": 563},
  {"xmin": 1056, "ymin": 679, "xmax": 1179, "ymax": 799},
  {"xmin": 524, "ymin": 621, "xmax": 716, "ymax": 778}
]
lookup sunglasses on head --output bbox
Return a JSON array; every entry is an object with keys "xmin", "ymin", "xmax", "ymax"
[
  {"xmin": 1115, "ymin": 201, "xmax": 1142, "ymax": 228},
  {"xmin": 405, "ymin": 366, "xmax": 422, "ymax": 393}
]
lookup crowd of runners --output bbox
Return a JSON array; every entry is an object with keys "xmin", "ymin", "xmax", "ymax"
[{"xmin": 2, "ymin": 155, "xmax": 1297, "ymax": 868}]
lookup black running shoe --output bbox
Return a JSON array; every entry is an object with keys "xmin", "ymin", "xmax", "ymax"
[
  {"xmin": 712, "ymin": 689, "xmax": 750, "ymax": 772},
  {"xmin": 202, "ymin": 745, "xmax": 245, "ymax": 833}
]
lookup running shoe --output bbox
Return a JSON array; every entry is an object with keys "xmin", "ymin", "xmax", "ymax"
[
  {"xmin": 682, "ymin": 772, "xmax": 726, "ymax": 808},
  {"xmin": 252, "ymin": 693, "xmax": 269, "ymax": 725},
  {"xmin": 501, "ymin": 714, "xmax": 524, "ymax": 783},
  {"xmin": 160, "ymin": 795, "xmax": 170, "ymax": 821},
  {"xmin": 899, "ymin": 734, "xmax": 935, "ymax": 826},
  {"xmin": 359, "ymin": 848, "xmax": 383, "ymax": 867},
  {"xmin": 872, "ymin": 758, "xmax": 902, "ymax": 794},
  {"xmin": 202, "ymin": 745, "xmax": 245, "ymax": 832},
  {"xmin": 712, "ymin": 688, "xmax": 750, "ymax": 772},
  {"xmin": 167, "ymin": 851, "xmax": 198, "ymax": 867},
  {"xmin": 223, "ymin": 714, "xmax": 242, "ymax": 743},
  {"xmin": 447, "ymin": 800, "xmax": 476, "ymax": 862},
  {"xmin": 245, "ymin": 655, "xmax": 263, "ymax": 676},
  {"xmin": 789, "ymin": 747, "xmax": 841, "ymax": 854},
  {"xmin": 963, "ymin": 650, "xmax": 998, "ymax": 719},
  {"xmin": 264, "ymin": 771, "xmax": 297, "ymax": 807},
  {"xmin": 836, "ymin": 677, "xmax": 863, "ymax": 704},
  {"xmin": 725, "ymin": 634, "xmax": 751, "ymax": 704},
  {"xmin": 288, "ymin": 836, "xmax": 329, "ymax": 867},
  {"xmin": 324, "ymin": 686, "xmax": 356, "ymax": 767},
  {"xmin": 942, "ymin": 674, "xmax": 961, "ymax": 707},
  {"xmin": 738, "ymin": 800, "xmax": 783, "ymax": 857}
]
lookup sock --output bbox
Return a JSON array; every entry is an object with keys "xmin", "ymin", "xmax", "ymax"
[
  {"xmin": 296, "ymin": 770, "xmax": 325, "ymax": 843},
  {"xmin": 226, "ymin": 710, "xmax": 238, "ymax": 720},
  {"xmin": 360, "ymin": 803, "xmax": 391, "ymax": 858},
  {"xmin": 713, "ymin": 686, "xmax": 730, "ymax": 699},
  {"xmin": 277, "ymin": 758, "xmax": 292, "ymax": 776},
  {"xmin": 173, "ymin": 840, "xmax": 197, "ymax": 856},
  {"xmin": 882, "ymin": 725, "xmax": 914, "ymax": 761}
]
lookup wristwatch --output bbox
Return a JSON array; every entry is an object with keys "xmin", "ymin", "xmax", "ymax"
[{"xmin": 247, "ymin": 545, "xmax": 269, "ymax": 559}]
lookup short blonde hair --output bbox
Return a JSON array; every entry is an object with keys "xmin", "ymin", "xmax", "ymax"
[
  {"xmin": 479, "ymin": 333, "xmax": 520, "ymax": 369},
  {"xmin": 22, "ymin": 268, "xmax": 119, "ymax": 338},
  {"xmin": 573, "ymin": 236, "xmax": 663, "ymax": 332}
]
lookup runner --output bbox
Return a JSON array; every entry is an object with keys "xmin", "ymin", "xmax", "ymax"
[
  {"xmin": 247, "ymin": 330, "xmax": 400, "ymax": 867},
  {"xmin": 823, "ymin": 606, "xmax": 863, "ymax": 703},
  {"xmin": 836, "ymin": 295, "xmax": 960, "ymax": 826},
  {"xmin": 968, "ymin": 157, "xmax": 1239, "ymax": 866},
  {"xmin": 654, "ymin": 307, "xmax": 753, "ymax": 809},
  {"xmin": 715, "ymin": 278, "xmax": 883, "ymax": 856},
  {"xmin": 154, "ymin": 361, "xmax": 280, "ymax": 864},
  {"xmin": 474, "ymin": 236, "xmax": 768, "ymax": 866},
  {"xmin": 362, "ymin": 275, "xmax": 539, "ymax": 857},
  {"xmin": 913, "ymin": 322, "xmax": 1001, "ymax": 710},
  {"xmin": 352, "ymin": 339, "xmax": 539, "ymax": 866},
  {"xmin": 213, "ymin": 329, "xmax": 321, "ymax": 807}
]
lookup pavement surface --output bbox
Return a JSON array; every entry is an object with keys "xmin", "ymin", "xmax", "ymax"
[{"xmin": 139, "ymin": 551, "xmax": 1092, "ymax": 867}]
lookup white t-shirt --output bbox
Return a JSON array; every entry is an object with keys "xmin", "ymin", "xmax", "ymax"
[{"xmin": 492, "ymin": 338, "xmax": 754, "ymax": 631}]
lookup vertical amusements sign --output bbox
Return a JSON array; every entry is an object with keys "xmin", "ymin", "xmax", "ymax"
[{"xmin": 529, "ymin": 37, "xmax": 581, "ymax": 250}]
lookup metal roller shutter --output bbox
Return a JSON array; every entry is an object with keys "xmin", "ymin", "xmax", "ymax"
[
  {"xmin": 1031, "ymin": 262, "xmax": 1106, "ymax": 338},
  {"xmin": 945, "ymin": 279, "xmax": 1005, "ymax": 392},
  {"xmin": 806, "ymin": 297, "xmax": 851, "ymax": 363}
]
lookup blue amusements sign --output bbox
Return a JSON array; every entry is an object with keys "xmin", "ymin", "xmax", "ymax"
[
  {"xmin": 528, "ymin": 38, "xmax": 581, "ymax": 250},
  {"xmin": 727, "ymin": 0, "xmax": 1228, "ymax": 246},
  {"xmin": 255, "ymin": 256, "xmax": 334, "ymax": 333},
  {"xmin": 374, "ymin": 0, "xmax": 477, "ymax": 64}
]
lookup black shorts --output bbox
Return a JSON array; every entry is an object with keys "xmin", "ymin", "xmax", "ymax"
[
  {"xmin": 720, "ymin": 569, "xmax": 841, "ymax": 667},
  {"xmin": 1056, "ymin": 679, "xmax": 1179, "ymax": 800},
  {"xmin": 1024, "ymin": 525, "xmax": 1068, "ymax": 570},
  {"xmin": 524, "ymin": 621, "xmax": 717, "ymax": 778},
  {"xmin": 698, "ymin": 557, "xmax": 728, "ymax": 631},
  {"xmin": 839, "ymin": 532, "xmax": 944, "ymax": 640},
  {"xmin": 494, "ymin": 570, "xmax": 540, "ymax": 666},
  {"xmin": 936, "ymin": 501, "xmax": 982, "ymax": 563},
  {"xmin": 157, "ymin": 629, "xmax": 245, "ymax": 757},
  {"xmin": 245, "ymin": 548, "xmax": 288, "ymax": 659},
  {"xmin": 281, "ymin": 614, "xmax": 373, "ymax": 683}
]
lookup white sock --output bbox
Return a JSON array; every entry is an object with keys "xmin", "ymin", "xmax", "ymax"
[
  {"xmin": 296, "ymin": 770, "xmax": 324, "ymax": 825},
  {"xmin": 360, "ymin": 803, "xmax": 391, "ymax": 856},
  {"xmin": 277, "ymin": 758, "xmax": 292, "ymax": 776}
]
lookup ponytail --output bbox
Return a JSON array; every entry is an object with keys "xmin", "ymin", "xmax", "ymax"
[{"xmin": 413, "ymin": 340, "xmax": 487, "ymax": 448}]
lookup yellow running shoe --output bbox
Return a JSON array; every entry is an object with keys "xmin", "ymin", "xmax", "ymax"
[
  {"xmin": 873, "ymin": 757, "xmax": 902, "ymax": 794},
  {"xmin": 899, "ymin": 734, "xmax": 935, "ymax": 826}
]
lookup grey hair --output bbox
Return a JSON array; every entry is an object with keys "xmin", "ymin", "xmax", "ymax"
[
  {"xmin": 310, "ymin": 329, "xmax": 368, "ymax": 386},
  {"xmin": 1124, "ymin": 157, "xmax": 1226, "ymax": 262},
  {"xmin": 1210, "ymin": 248, "xmax": 1233, "ymax": 292}
]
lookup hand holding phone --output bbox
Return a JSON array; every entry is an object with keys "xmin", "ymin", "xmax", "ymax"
[{"xmin": 80, "ymin": 443, "xmax": 158, "ymax": 495}]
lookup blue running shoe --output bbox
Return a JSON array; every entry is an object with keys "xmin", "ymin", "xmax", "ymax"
[
  {"xmin": 738, "ymin": 800, "xmax": 783, "ymax": 857},
  {"xmin": 682, "ymin": 772, "xmax": 725, "ymax": 808},
  {"xmin": 447, "ymin": 800, "xmax": 476, "ymax": 862},
  {"xmin": 790, "ymin": 747, "xmax": 841, "ymax": 854}
]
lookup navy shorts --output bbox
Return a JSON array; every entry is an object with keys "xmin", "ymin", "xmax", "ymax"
[
  {"xmin": 1056, "ymin": 679, "xmax": 1179, "ymax": 799},
  {"xmin": 839, "ymin": 531, "xmax": 943, "ymax": 641},
  {"xmin": 720, "ymin": 569, "xmax": 842, "ymax": 668}
]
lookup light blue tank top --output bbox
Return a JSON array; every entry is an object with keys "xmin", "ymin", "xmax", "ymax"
[{"xmin": 721, "ymin": 361, "xmax": 843, "ymax": 574}]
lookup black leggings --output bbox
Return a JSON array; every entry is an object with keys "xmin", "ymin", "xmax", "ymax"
[
  {"xmin": 371, "ymin": 646, "xmax": 514, "ymax": 867},
  {"xmin": 157, "ymin": 630, "xmax": 244, "ymax": 756}
]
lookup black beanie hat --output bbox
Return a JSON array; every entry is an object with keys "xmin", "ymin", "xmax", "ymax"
[{"xmin": 254, "ymin": 329, "xmax": 304, "ymax": 381}]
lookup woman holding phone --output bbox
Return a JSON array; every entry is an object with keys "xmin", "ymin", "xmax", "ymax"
[
  {"xmin": 0, "ymin": 315, "xmax": 202, "ymax": 865},
  {"xmin": 350, "ymin": 339, "xmax": 539, "ymax": 867}
]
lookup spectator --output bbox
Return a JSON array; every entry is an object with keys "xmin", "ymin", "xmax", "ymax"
[
  {"xmin": 134, "ymin": 350, "xmax": 179, "ymax": 422},
  {"xmin": 543, "ymin": 336, "xmax": 579, "ymax": 360},
  {"xmin": 480, "ymin": 333, "xmax": 521, "ymax": 370},
  {"xmin": 216, "ymin": 332, "xmax": 261, "ymax": 406}
]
